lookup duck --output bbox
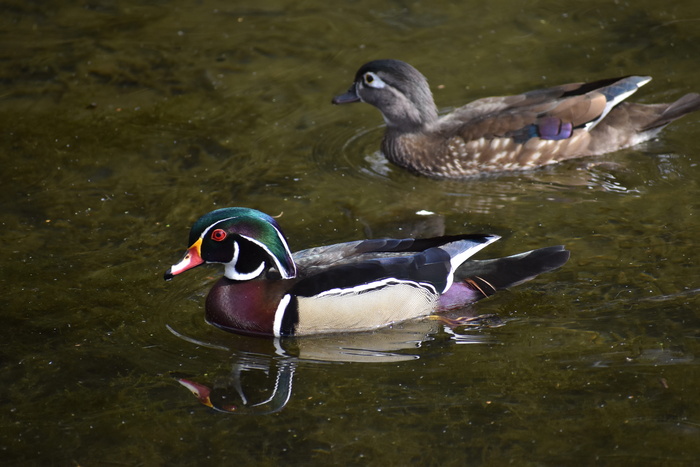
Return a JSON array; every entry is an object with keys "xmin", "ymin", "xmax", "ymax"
[
  {"xmin": 332, "ymin": 59, "xmax": 700, "ymax": 178},
  {"xmin": 164, "ymin": 207, "xmax": 569, "ymax": 337}
]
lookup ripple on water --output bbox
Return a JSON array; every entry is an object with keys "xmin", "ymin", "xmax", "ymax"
[
  {"xmin": 314, "ymin": 117, "xmax": 652, "ymax": 202},
  {"xmin": 311, "ymin": 120, "xmax": 398, "ymax": 182},
  {"xmin": 156, "ymin": 302, "xmax": 507, "ymax": 414}
]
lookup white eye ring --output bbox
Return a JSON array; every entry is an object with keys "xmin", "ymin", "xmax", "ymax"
[{"xmin": 363, "ymin": 72, "xmax": 386, "ymax": 89}]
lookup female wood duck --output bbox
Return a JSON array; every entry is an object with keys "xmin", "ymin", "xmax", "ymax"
[
  {"xmin": 164, "ymin": 207, "xmax": 569, "ymax": 337},
  {"xmin": 332, "ymin": 59, "xmax": 700, "ymax": 178}
]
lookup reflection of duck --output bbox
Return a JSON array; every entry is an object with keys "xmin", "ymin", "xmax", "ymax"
[
  {"xmin": 170, "ymin": 317, "xmax": 494, "ymax": 413},
  {"xmin": 164, "ymin": 207, "xmax": 569, "ymax": 337},
  {"xmin": 332, "ymin": 59, "xmax": 700, "ymax": 178},
  {"xmin": 176, "ymin": 359, "xmax": 295, "ymax": 415}
]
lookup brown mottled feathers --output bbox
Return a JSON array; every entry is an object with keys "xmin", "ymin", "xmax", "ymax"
[{"xmin": 333, "ymin": 60, "xmax": 700, "ymax": 178}]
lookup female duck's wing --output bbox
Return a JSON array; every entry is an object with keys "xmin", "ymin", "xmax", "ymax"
[{"xmin": 439, "ymin": 76, "xmax": 652, "ymax": 142}]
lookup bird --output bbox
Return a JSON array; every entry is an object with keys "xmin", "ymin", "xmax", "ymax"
[
  {"xmin": 164, "ymin": 207, "xmax": 570, "ymax": 337},
  {"xmin": 332, "ymin": 59, "xmax": 700, "ymax": 178}
]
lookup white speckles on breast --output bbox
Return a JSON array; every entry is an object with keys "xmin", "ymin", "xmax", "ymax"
[
  {"xmin": 448, "ymin": 138, "xmax": 466, "ymax": 152},
  {"xmin": 492, "ymin": 151, "xmax": 507, "ymax": 162}
]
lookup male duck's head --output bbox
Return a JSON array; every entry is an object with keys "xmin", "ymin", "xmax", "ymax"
[
  {"xmin": 164, "ymin": 207, "xmax": 296, "ymax": 282},
  {"xmin": 332, "ymin": 59, "xmax": 438, "ymax": 131}
]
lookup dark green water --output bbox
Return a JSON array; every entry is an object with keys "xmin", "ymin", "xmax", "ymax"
[{"xmin": 2, "ymin": 1, "xmax": 699, "ymax": 465}]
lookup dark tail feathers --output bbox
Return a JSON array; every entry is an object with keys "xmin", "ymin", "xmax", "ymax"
[
  {"xmin": 642, "ymin": 92, "xmax": 700, "ymax": 131},
  {"xmin": 455, "ymin": 245, "xmax": 570, "ymax": 298}
]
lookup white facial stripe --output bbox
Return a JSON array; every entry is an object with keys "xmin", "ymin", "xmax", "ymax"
[
  {"xmin": 201, "ymin": 215, "xmax": 296, "ymax": 280},
  {"xmin": 363, "ymin": 72, "xmax": 387, "ymax": 89},
  {"xmin": 273, "ymin": 294, "xmax": 293, "ymax": 337},
  {"xmin": 243, "ymin": 234, "xmax": 296, "ymax": 279},
  {"xmin": 200, "ymin": 216, "xmax": 236, "ymax": 240}
]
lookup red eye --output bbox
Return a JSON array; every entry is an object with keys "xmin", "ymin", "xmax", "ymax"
[{"xmin": 211, "ymin": 229, "xmax": 227, "ymax": 242}]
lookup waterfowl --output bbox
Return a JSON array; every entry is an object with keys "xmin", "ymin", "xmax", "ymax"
[
  {"xmin": 164, "ymin": 207, "xmax": 569, "ymax": 337},
  {"xmin": 332, "ymin": 59, "xmax": 700, "ymax": 178}
]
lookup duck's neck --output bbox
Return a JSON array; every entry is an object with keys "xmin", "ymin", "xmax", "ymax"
[
  {"xmin": 412, "ymin": 90, "xmax": 439, "ymax": 129},
  {"xmin": 383, "ymin": 95, "xmax": 438, "ymax": 133}
]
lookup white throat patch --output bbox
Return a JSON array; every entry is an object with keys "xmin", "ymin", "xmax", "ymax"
[{"xmin": 224, "ymin": 240, "xmax": 266, "ymax": 281}]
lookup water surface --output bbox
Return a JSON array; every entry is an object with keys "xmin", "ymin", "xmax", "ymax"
[{"xmin": 2, "ymin": 1, "xmax": 699, "ymax": 465}]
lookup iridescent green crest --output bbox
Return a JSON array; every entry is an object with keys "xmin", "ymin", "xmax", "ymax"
[{"xmin": 190, "ymin": 207, "xmax": 296, "ymax": 278}]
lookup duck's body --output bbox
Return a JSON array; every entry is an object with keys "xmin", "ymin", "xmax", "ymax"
[
  {"xmin": 332, "ymin": 60, "xmax": 700, "ymax": 178},
  {"xmin": 165, "ymin": 207, "xmax": 569, "ymax": 337}
]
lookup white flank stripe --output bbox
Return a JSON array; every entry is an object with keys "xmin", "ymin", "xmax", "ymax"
[
  {"xmin": 314, "ymin": 277, "xmax": 437, "ymax": 298},
  {"xmin": 273, "ymin": 294, "xmax": 292, "ymax": 337}
]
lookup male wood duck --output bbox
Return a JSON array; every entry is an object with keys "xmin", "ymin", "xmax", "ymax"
[
  {"xmin": 164, "ymin": 207, "xmax": 569, "ymax": 337},
  {"xmin": 332, "ymin": 59, "xmax": 700, "ymax": 178}
]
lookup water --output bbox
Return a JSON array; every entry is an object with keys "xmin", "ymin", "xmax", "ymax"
[{"xmin": 2, "ymin": 1, "xmax": 699, "ymax": 464}]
